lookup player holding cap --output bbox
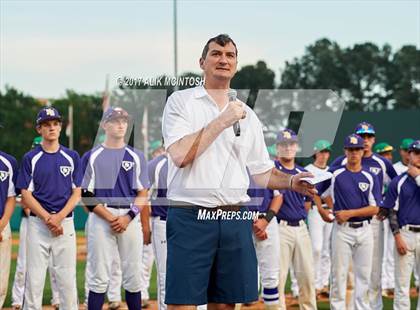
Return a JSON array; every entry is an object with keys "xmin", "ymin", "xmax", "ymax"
[
  {"xmin": 0, "ymin": 144, "xmax": 18, "ymax": 309},
  {"xmin": 331, "ymin": 121, "xmax": 397, "ymax": 309},
  {"xmin": 81, "ymin": 106, "xmax": 149, "ymax": 310},
  {"xmin": 394, "ymin": 138, "xmax": 415, "ymax": 175},
  {"xmin": 381, "ymin": 140, "xmax": 420, "ymax": 310},
  {"xmin": 305, "ymin": 140, "xmax": 333, "ymax": 297},
  {"xmin": 318, "ymin": 134, "xmax": 382, "ymax": 310},
  {"xmin": 17, "ymin": 107, "xmax": 82, "ymax": 310},
  {"xmin": 373, "ymin": 142, "xmax": 394, "ymax": 162},
  {"xmin": 274, "ymin": 129, "xmax": 317, "ymax": 310}
]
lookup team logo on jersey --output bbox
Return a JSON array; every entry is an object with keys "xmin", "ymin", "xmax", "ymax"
[
  {"xmin": 369, "ymin": 167, "xmax": 381, "ymax": 175},
  {"xmin": 0, "ymin": 171, "xmax": 8, "ymax": 182},
  {"xmin": 122, "ymin": 161, "xmax": 134, "ymax": 171},
  {"xmin": 60, "ymin": 166, "xmax": 72, "ymax": 177},
  {"xmin": 358, "ymin": 182, "xmax": 369, "ymax": 192}
]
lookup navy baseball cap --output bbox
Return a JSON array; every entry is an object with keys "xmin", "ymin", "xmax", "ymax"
[
  {"xmin": 344, "ymin": 134, "xmax": 364, "ymax": 149},
  {"xmin": 408, "ymin": 140, "xmax": 420, "ymax": 152},
  {"xmin": 276, "ymin": 129, "xmax": 298, "ymax": 144},
  {"xmin": 36, "ymin": 107, "xmax": 62, "ymax": 126},
  {"xmin": 102, "ymin": 107, "xmax": 130, "ymax": 122},
  {"xmin": 355, "ymin": 122, "xmax": 375, "ymax": 135}
]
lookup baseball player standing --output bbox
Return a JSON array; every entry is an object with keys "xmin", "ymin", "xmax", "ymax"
[
  {"xmin": 17, "ymin": 107, "xmax": 82, "ymax": 310},
  {"xmin": 81, "ymin": 107, "xmax": 149, "ymax": 310},
  {"xmin": 381, "ymin": 140, "xmax": 420, "ymax": 310},
  {"xmin": 305, "ymin": 140, "xmax": 333, "ymax": 297},
  {"xmin": 274, "ymin": 129, "xmax": 317, "ymax": 310},
  {"xmin": 394, "ymin": 138, "xmax": 415, "ymax": 175},
  {"xmin": 12, "ymin": 137, "xmax": 61, "ymax": 310},
  {"xmin": 162, "ymin": 34, "xmax": 315, "ymax": 310},
  {"xmin": 0, "ymin": 147, "xmax": 18, "ymax": 309},
  {"xmin": 318, "ymin": 134, "xmax": 382, "ymax": 310},
  {"xmin": 248, "ymin": 175, "xmax": 281, "ymax": 309},
  {"xmin": 331, "ymin": 122, "xmax": 397, "ymax": 309}
]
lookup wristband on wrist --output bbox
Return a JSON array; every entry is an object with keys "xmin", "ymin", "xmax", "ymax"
[
  {"xmin": 264, "ymin": 209, "xmax": 276, "ymax": 223},
  {"xmin": 127, "ymin": 205, "xmax": 140, "ymax": 219}
]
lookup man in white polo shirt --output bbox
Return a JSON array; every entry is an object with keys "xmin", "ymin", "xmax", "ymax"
[{"xmin": 162, "ymin": 34, "xmax": 315, "ymax": 310}]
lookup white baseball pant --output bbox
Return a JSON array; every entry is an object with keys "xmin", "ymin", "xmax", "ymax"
[
  {"xmin": 252, "ymin": 219, "xmax": 280, "ymax": 304},
  {"xmin": 330, "ymin": 222, "xmax": 373, "ymax": 310},
  {"xmin": 369, "ymin": 217, "xmax": 384, "ymax": 310},
  {"xmin": 382, "ymin": 218, "xmax": 395, "ymax": 290},
  {"xmin": 84, "ymin": 214, "xmax": 122, "ymax": 303},
  {"xmin": 0, "ymin": 222, "xmax": 11, "ymax": 309},
  {"xmin": 140, "ymin": 219, "xmax": 155, "ymax": 301},
  {"xmin": 393, "ymin": 227, "xmax": 420, "ymax": 310},
  {"xmin": 277, "ymin": 221, "xmax": 316, "ymax": 310},
  {"xmin": 23, "ymin": 216, "xmax": 78, "ymax": 310},
  {"xmin": 307, "ymin": 207, "xmax": 333, "ymax": 290},
  {"xmin": 87, "ymin": 207, "xmax": 143, "ymax": 294}
]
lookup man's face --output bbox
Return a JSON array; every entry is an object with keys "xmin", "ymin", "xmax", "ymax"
[
  {"xmin": 277, "ymin": 142, "xmax": 298, "ymax": 161},
  {"xmin": 359, "ymin": 134, "xmax": 375, "ymax": 153},
  {"xmin": 409, "ymin": 150, "xmax": 420, "ymax": 168},
  {"xmin": 400, "ymin": 149, "xmax": 410, "ymax": 165},
  {"xmin": 380, "ymin": 151, "xmax": 393, "ymax": 162},
  {"xmin": 36, "ymin": 119, "xmax": 61, "ymax": 141},
  {"xmin": 345, "ymin": 148, "xmax": 364, "ymax": 165},
  {"xmin": 315, "ymin": 150, "xmax": 331, "ymax": 163},
  {"xmin": 102, "ymin": 117, "xmax": 128, "ymax": 139},
  {"xmin": 200, "ymin": 42, "xmax": 237, "ymax": 82}
]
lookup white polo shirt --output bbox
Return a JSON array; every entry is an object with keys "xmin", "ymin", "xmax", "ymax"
[{"xmin": 162, "ymin": 86, "xmax": 274, "ymax": 207}]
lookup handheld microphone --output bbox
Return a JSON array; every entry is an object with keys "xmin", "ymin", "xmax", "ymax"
[{"xmin": 228, "ymin": 90, "xmax": 240, "ymax": 136}]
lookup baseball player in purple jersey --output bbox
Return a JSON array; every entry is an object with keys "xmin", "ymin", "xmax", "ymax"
[
  {"xmin": 381, "ymin": 140, "xmax": 420, "ymax": 310},
  {"xmin": 274, "ymin": 129, "xmax": 317, "ymax": 310},
  {"xmin": 331, "ymin": 122, "xmax": 397, "ymax": 309},
  {"xmin": 247, "ymin": 176, "xmax": 281, "ymax": 309},
  {"xmin": 0, "ymin": 148, "xmax": 18, "ymax": 309},
  {"xmin": 81, "ymin": 107, "xmax": 149, "ymax": 310},
  {"xmin": 17, "ymin": 107, "xmax": 82, "ymax": 310},
  {"xmin": 318, "ymin": 134, "xmax": 382, "ymax": 310}
]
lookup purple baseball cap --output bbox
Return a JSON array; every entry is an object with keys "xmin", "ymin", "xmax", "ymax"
[
  {"xmin": 276, "ymin": 129, "xmax": 298, "ymax": 144},
  {"xmin": 102, "ymin": 107, "xmax": 130, "ymax": 122},
  {"xmin": 408, "ymin": 140, "xmax": 420, "ymax": 152},
  {"xmin": 36, "ymin": 107, "xmax": 62, "ymax": 126},
  {"xmin": 344, "ymin": 134, "xmax": 364, "ymax": 149},
  {"xmin": 355, "ymin": 122, "xmax": 375, "ymax": 135}
]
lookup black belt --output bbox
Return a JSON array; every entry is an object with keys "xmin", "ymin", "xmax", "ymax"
[
  {"xmin": 348, "ymin": 219, "xmax": 371, "ymax": 229},
  {"xmin": 170, "ymin": 202, "xmax": 242, "ymax": 212},
  {"xmin": 279, "ymin": 220, "xmax": 304, "ymax": 227},
  {"xmin": 153, "ymin": 215, "xmax": 167, "ymax": 221},
  {"xmin": 106, "ymin": 204, "xmax": 131, "ymax": 209},
  {"xmin": 30, "ymin": 211, "xmax": 73, "ymax": 218},
  {"xmin": 408, "ymin": 226, "xmax": 420, "ymax": 233}
]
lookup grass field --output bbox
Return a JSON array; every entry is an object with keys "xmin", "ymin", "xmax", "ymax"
[{"xmin": 3, "ymin": 232, "xmax": 418, "ymax": 309}]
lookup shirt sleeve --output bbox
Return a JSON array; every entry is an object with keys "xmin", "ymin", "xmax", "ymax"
[
  {"xmin": 162, "ymin": 93, "xmax": 193, "ymax": 150},
  {"xmin": 383, "ymin": 178, "xmax": 398, "ymax": 210},
  {"xmin": 371, "ymin": 174, "xmax": 383, "ymax": 207},
  {"xmin": 71, "ymin": 152, "xmax": 82, "ymax": 188},
  {"xmin": 246, "ymin": 113, "xmax": 274, "ymax": 175},
  {"xmin": 317, "ymin": 178, "xmax": 332, "ymax": 197},
  {"xmin": 385, "ymin": 158, "xmax": 398, "ymax": 180},
  {"xmin": 16, "ymin": 155, "xmax": 32, "ymax": 191},
  {"xmin": 137, "ymin": 151, "xmax": 150, "ymax": 190},
  {"xmin": 330, "ymin": 155, "xmax": 346, "ymax": 168},
  {"xmin": 147, "ymin": 159, "xmax": 156, "ymax": 187}
]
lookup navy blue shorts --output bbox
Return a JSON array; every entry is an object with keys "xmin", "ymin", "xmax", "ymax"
[{"xmin": 165, "ymin": 205, "xmax": 258, "ymax": 305}]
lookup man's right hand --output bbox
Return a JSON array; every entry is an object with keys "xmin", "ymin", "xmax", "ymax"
[
  {"xmin": 395, "ymin": 233, "xmax": 408, "ymax": 255},
  {"xmin": 218, "ymin": 101, "xmax": 246, "ymax": 129},
  {"xmin": 319, "ymin": 208, "xmax": 334, "ymax": 223}
]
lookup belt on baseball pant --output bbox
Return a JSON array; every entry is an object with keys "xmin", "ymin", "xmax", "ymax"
[
  {"xmin": 30, "ymin": 211, "xmax": 73, "ymax": 218},
  {"xmin": 402, "ymin": 225, "xmax": 420, "ymax": 233},
  {"xmin": 105, "ymin": 203, "xmax": 131, "ymax": 209},
  {"xmin": 169, "ymin": 201, "xmax": 242, "ymax": 212},
  {"xmin": 342, "ymin": 219, "xmax": 371, "ymax": 229},
  {"xmin": 279, "ymin": 219, "xmax": 305, "ymax": 227}
]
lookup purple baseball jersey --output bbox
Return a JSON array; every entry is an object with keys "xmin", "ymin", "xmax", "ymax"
[
  {"xmin": 0, "ymin": 150, "xmax": 18, "ymax": 218},
  {"xmin": 148, "ymin": 154, "xmax": 168, "ymax": 218}
]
